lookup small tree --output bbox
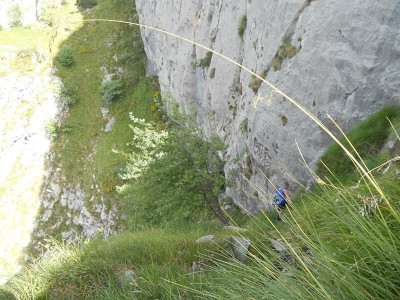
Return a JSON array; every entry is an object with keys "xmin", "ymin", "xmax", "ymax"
[
  {"xmin": 8, "ymin": 4, "xmax": 23, "ymax": 28},
  {"xmin": 118, "ymin": 109, "xmax": 229, "ymax": 226},
  {"xmin": 112, "ymin": 113, "xmax": 168, "ymax": 188}
]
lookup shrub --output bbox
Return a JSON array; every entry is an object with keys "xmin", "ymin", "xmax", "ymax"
[
  {"xmin": 56, "ymin": 47, "xmax": 74, "ymax": 67},
  {"xmin": 76, "ymin": 0, "xmax": 97, "ymax": 9},
  {"xmin": 196, "ymin": 51, "xmax": 213, "ymax": 69},
  {"xmin": 8, "ymin": 4, "xmax": 23, "ymax": 28},
  {"xmin": 120, "ymin": 110, "xmax": 228, "ymax": 227},
  {"xmin": 100, "ymin": 79, "xmax": 124, "ymax": 103},
  {"xmin": 238, "ymin": 15, "xmax": 247, "ymax": 38},
  {"xmin": 112, "ymin": 113, "xmax": 168, "ymax": 188},
  {"xmin": 59, "ymin": 83, "xmax": 78, "ymax": 106}
]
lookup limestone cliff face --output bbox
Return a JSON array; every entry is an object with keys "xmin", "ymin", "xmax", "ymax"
[{"xmin": 135, "ymin": 0, "xmax": 400, "ymax": 212}]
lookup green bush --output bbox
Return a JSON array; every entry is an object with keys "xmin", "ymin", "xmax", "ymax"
[
  {"xmin": 238, "ymin": 15, "xmax": 247, "ymax": 38},
  {"xmin": 121, "ymin": 111, "xmax": 228, "ymax": 228},
  {"xmin": 59, "ymin": 82, "xmax": 78, "ymax": 106},
  {"xmin": 100, "ymin": 79, "xmax": 124, "ymax": 103},
  {"xmin": 76, "ymin": 0, "xmax": 97, "ymax": 9},
  {"xmin": 8, "ymin": 4, "xmax": 23, "ymax": 28},
  {"xmin": 56, "ymin": 47, "xmax": 74, "ymax": 67}
]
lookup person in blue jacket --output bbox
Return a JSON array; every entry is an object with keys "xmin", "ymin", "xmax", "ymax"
[{"xmin": 273, "ymin": 181, "xmax": 292, "ymax": 221}]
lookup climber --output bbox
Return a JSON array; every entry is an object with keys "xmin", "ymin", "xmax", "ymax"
[{"xmin": 273, "ymin": 181, "xmax": 292, "ymax": 221}]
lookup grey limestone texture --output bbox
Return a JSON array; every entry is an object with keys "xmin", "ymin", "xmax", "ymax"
[{"xmin": 135, "ymin": 0, "xmax": 400, "ymax": 212}]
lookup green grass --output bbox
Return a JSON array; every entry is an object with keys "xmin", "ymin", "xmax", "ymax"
[
  {"xmin": 31, "ymin": 0, "xmax": 158, "ymax": 239},
  {"xmin": 272, "ymin": 35, "xmax": 299, "ymax": 71},
  {"xmin": 1, "ymin": 230, "xmax": 229, "ymax": 299},
  {"xmin": 52, "ymin": 0, "xmax": 150, "ymax": 182},
  {"xmin": 3, "ymin": 107, "xmax": 400, "ymax": 299},
  {"xmin": 248, "ymin": 69, "xmax": 268, "ymax": 93},
  {"xmin": 317, "ymin": 106, "xmax": 400, "ymax": 180},
  {"xmin": 2, "ymin": 1, "xmax": 400, "ymax": 298}
]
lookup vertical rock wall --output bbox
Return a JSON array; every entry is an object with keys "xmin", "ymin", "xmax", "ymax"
[{"xmin": 135, "ymin": 0, "xmax": 400, "ymax": 212}]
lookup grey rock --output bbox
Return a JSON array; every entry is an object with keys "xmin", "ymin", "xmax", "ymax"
[
  {"xmin": 270, "ymin": 239, "xmax": 286, "ymax": 253},
  {"xmin": 136, "ymin": 0, "xmax": 400, "ymax": 212},
  {"xmin": 116, "ymin": 269, "xmax": 136, "ymax": 287},
  {"xmin": 224, "ymin": 225, "xmax": 247, "ymax": 232},
  {"xmin": 232, "ymin": 236, "xmax": 251, "ymax": 262},
  {"xmin": 104, "ymin": 116, "xmax": 116, "ymax": 132},
  {"xmin": 196, "ymin": 235, "xmax": 214, "ymax": 243}
]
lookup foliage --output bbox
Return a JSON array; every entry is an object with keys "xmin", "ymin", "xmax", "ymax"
[
  {"xmin": 272, "ymin": 35, "xmax": 299, "ymax": 71},
  {"xmin": 248, "ymin": 69, "xmax": 268, "ymax": 93},
  {"xmin": 121, "ymin": 110, "xmax": 228, "ymax": 227},
  {"xmin": 196, "ymin": 51, "xmax": 213, "ymax": 68},
  {"xmin": 317, "ymin": 106, "xmax": 400, "ymax": 178},
  {"xmin": 39, "ymin": 8, "xmax": 54, "ymax": 27},
  {"xmin": 100, "ymin": 79, "xmax": 124, "ymax": 103},
  {"xmin": 28, "ymin": 0, "xmax": 156, "ymax": 256},
  {"xmin": 238, "ymin": 14, "xmax": 247, "ymax": 38},
  {"xmin": 8, "ymin": 4, "xmax": 23, "ymax": 28},
  {"xmin": 76, "ymin": 0, "xmax": 98, "ymax": 10},
  {"xmin": 46, "ymin": 120, "xmax": 59, "ymax": 141},
  {"xmin": 1, "ymin": 231, "xmax": 222, "ymax": 299},
  {"xmin": 58, "ymin": 82, "xmax": 78, "ymax": 106},
  {"xmin": 112, "ymin": 113, "xmax": 168, "ymax": 191},
  {"xmin": 56, "ymin": 46, "xmax": 74, "ymax": 67},
  {"xmin": 196, "ymin": 168, "xmax": 400, "ymax": 300}
]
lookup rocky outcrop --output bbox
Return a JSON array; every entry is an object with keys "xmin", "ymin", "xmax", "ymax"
[{"xmin": 135, "ymin": 0, "xmax": 400, "ymax": 212}]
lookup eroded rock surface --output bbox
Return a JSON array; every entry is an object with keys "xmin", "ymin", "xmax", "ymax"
[{"xmin": 135, "ymin": 0, "xmax": 400, "ymax": 212}]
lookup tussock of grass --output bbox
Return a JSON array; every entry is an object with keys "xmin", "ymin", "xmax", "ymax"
[
  {"xmin": 248, "ymin": 69, "xmax": 268, "ymax": 93},
  {"xmin": 317, "ymin": 106, "xmax": 400, "ymax": 180},
  {"xmin": 194, "ymin": 168, "xmax": 400, "ymax": 299},
  {"xmin": 238, "ymin": 14, "xmax": 247, "ymax": 38},
  {"xmin": 272, "ymin": 36, "xmax": 299, "ymax": 71}
]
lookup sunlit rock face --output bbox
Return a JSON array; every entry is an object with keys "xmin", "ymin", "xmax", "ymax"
[
  {"xmin": 0, "ymin": 67, "xmax": 60, "ymax": 284},
  {"xmin": 135, "ymin": 0, "xmax": 400, "ymax": 212}
]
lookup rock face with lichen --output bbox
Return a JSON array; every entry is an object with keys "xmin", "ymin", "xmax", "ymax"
[{"xmin": 135, "ymin": 0, "xmax": 400, "ymax": 212}]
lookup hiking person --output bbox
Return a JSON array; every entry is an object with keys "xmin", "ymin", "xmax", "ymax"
[{"xmin": 273, "ymin": 181, "xmax": 292, "ymax": 221}]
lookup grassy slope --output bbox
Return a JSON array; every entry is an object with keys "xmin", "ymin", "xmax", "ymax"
[
  {"xmin": 53, "ymin": 0, "xmax": 153, "ymax": 188},
  {"xmin": 31, "ymin": 0, "xmax": 159, "ymax": 242},
  {"xmin": 1, "ymin": 0, "xmax": 399, "ymax": 299}
]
